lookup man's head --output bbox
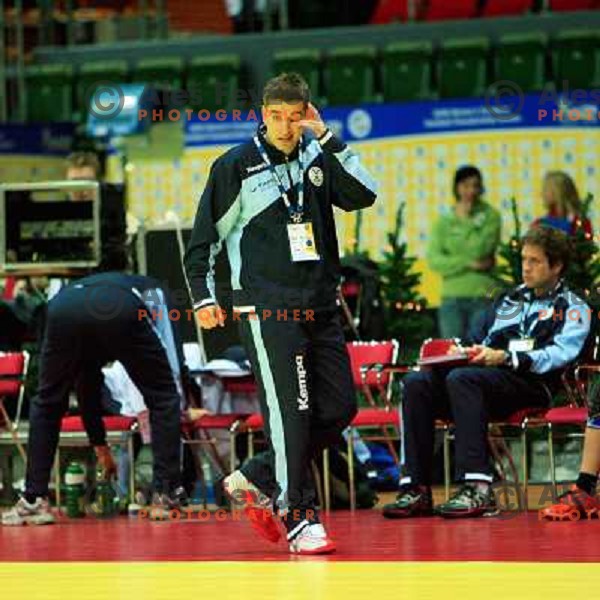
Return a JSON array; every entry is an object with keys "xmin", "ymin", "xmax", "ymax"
[
  {"xmin": 66, "ymin": 151, "xmax": 101, "ymax": 201},
  {"xmin": 261, "ymin": 72, "xmax": 310, "ymax": 155},
  {"xmin": 521, "ymin": 226, "xmax": 572, "ymax": 293}
]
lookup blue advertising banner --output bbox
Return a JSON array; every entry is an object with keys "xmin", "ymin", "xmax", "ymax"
[
  {"xmin": 182, "ymin": 91, "xmax": 600, "ymax": 147},
  {"xmin": 2, "ymin": 90, "xmax": 597, "ymax": 153},
  {"xmin": 0, "ymin": 123, "xmax": 75, "ymax": 155}
]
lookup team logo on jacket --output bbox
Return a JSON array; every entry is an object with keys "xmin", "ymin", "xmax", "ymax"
[{"xmin": 308, "ymin": 166, "xmax": 324, "ymax": 187}]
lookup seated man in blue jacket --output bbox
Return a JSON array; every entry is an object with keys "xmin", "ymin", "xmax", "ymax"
[{"xmin": 384, "ymin": 226, "xmax": 592, "ymax": 519}]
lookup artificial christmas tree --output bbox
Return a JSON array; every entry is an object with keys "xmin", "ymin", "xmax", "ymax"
[
  {"xmin": 494, "ymin": 197, "xmax": 522, "ymax": 287},
  {"xmin": 378, "ymin": 203, "xmax": 434, "ymax": 359},
  {"xmin": 565, "ymin": 194, "xmax": 600, "ymax": 302}
]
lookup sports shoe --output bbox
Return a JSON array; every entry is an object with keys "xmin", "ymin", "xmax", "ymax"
[
  {"xmin": 223, "ymin": 470, "xmax": 271, "ymax": 509},
  {"xmin": 539, "ymin": 485, "xmax": 600, "ymax": 521},
  {"xmin": 437, "ymin": 483, "xmax": 499, "ymax": 519},
  {"xmin": 223, "ymin": 470, "xmax": 281, "ymax": 543},
  {"xmin": 288, "ymin": 523, "xmax": 336, "ymax": 555},
  {"xmin": 382, "ymin": 485, "xmax": 434, "ymax": 519},
  {"xmin": 2, "ymin": 497, "xmax": 56, "ymax": 526},
  {"xmin": 147, "ymin": 485, "xmax": 189, "ymax": 520}
]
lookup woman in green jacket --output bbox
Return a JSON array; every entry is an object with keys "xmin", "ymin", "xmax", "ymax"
[{"xmin": 426, "ymin": 165, "xmax": 501, "ymax": 340}]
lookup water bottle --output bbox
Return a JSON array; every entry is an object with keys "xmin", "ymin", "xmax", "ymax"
[
  {"xmin": 87, "ymin": 469, "xmax": 121, "ymax": 519},
  {"xmin": 64, "ymin": 462, "xmax": 86, "ymax": 518},
  {"xmin": 201, "ymin": 458, "xmax": 217, "ymax": 510}
]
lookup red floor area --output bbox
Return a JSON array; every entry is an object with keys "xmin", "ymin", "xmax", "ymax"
[{"xmin": 2, "ymin": 510, "xmax": 599, "ymax": 562}]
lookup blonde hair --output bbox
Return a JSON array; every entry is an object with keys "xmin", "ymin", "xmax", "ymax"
[{"xmin": 543, "ymin": 171, "xmax": 581, "ymax": 216}]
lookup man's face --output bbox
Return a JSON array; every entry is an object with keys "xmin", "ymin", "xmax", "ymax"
[
  {"xmin": 66, "ymin": 165, "xmax": 97, "ymax": 201},
  {"xmin": 521, "ymin": 243, "xmax": 562, "ymax": 291},
  {"xmin": 261, "ymin": 101, "xmax": 306, "ymax": 155}
]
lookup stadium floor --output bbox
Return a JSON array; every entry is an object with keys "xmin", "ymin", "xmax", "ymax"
[{"xmin": 1, "ymin": 510, "xmax": 599, "ymax": 599}]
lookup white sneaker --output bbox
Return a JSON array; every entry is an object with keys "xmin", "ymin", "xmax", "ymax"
[
  {"xmin": 223, "ymin": 470, "xmax": 271, "ymax": 509},
  {"xmin": 2, "ymin": 497, "xmax": 56, "ymax": 526},
  {"xmin": 288, "ymin": 523, "xmax": 336, "ymax": 555}
]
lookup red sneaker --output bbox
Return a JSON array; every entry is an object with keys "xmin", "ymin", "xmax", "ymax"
[
  {"xmin": 539, "ymin": 485, "xmax": 600, "ymax": 521},
  {"xmin": 244, "ymin": 506, "xmax": 282, "ymax": 543},
  {"xmin": 223, "ymin": 470, "xmax": 282, "ymax": 544}
]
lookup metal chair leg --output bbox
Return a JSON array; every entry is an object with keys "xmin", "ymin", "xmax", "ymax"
[
  {"xmin": 247, "ymin": 431, "xmax": 255, "ymax": 459},
  {"xmin": 323, "ymin": 448, "xmax": 331, "ymax": 514},
  {"xmin": 521, "ymin": 426, "xmax": 528, "ymax": 511},
  {"xmin": 229, "ymin": 430, "xmax": 237, "ymax": 474},
  {"xmin": 443, "ymin": 428, "xmax": 451, "ymax": 501},
  {"xmin": 54, "ymin": 448, "xmax": 61, "ymax": 511},
  {"xmin": 347, "ymin": 428, "xmax": 356, "ymax": 512},
  {"xmin": 128, "ymin": 435, "xmax": 135, "ymax": 503},
  {"xmin": 548, "ymin": 424, "xmax": 557, "ymax": 502},
  {"xmin": 0, "ymin": 402, "xmax": 26, "ymax": 461}
]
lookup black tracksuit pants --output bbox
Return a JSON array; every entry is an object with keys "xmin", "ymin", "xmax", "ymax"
[
  {"xmin": 238, "ymin": 309, "xmax": 356, "ymax": 528},
  {"xmin": 400, "ymin": 366, "xmax": 550, "ymax": 485},
  {"xmin": 25, "ymin": 282, "xmax": 182, "ymax": 498}
]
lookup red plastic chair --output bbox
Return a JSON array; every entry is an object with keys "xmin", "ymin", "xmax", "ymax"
[
  {"xmin": 369, "ymin": 0, "xmax": 411, "ymax": 24},
  {"xmin": 0, "ymin": 351, "xmax": 30, "ymax": 461},
  {"xmin": 183, "ymin": 374, "xmax": 258, "ymax": 476},
  {"xmin": 549, "ymin": 0, "xmax": 598, "ymax": 11},
  {"xmin": 234, "ymin": 412, "xmax": 265, "ymax": 477},
  {"xmin": 1, "ymin": 277, "xmax": 17, "ymax": 301},
  {"xmin": 344, "ymin": 340, "xmax": 404, "ymax": 510},
  {"xmin": 423, "ymin": 0, "xmax": 478, "ymax": 20},
  {"xmin": 184, "ymin": 412, "xmax": 250, "ymax": 476},
  {"xmin": 539, "ymin": 354, "xmax": 600, "ymax": 499},
  {"xmin": 481, "ymin": 0, "xmax": 532, "ymax": 17},
  {"xmin": 55, "ymin": 415, "xmax": 138, "ymax": 507}
]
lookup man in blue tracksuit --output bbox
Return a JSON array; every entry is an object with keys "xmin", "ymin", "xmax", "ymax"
[
  {"xmin": 184, "ymin": 72, "xmax": 377, "ymax": 554},
  {"xmin": 383, "ymin": 226, "xmax": 592, "ymax": 519},
  {"xmin": 1, "ymin": 273, "xmax": 186, "ymax": 526}
]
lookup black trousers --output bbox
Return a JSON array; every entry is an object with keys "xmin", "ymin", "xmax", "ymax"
[
  {"xmin": 25, "ymin": 283, "xmax": 182, "ymax": 497},
  {"xmin": 238, "ymin": 310, "xmax": 356, "ymax": 522},
  {"xmin": 400, "ymin": 366, "xmax": 550, "ymax": 485}
]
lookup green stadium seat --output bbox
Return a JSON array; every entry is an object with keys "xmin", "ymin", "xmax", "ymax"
[
  {"xmin": 324, "ymin": 46, "xmax": 376, "ymax": 106},
  {"xmin": 438, "ymin": 38, "xmax": 489, "ymax": 98},
  {"xmin": 382, "ymin": 41, "xmax": 433, "ymax": 102},
  {"xmin": 495, "ymin": 33, "xmax": 547, "ymax": 92},
  {"xmin": 75, "ymin": 60, "xmax": 129, "ymax": 120},
  {"xmin": 25, "ymin": 64, "xmax": 73, "ymax": 123},
  {"xmin": 272, "ymin": 49, "xmax": 321, "ymax": 100},
  {"xmin": 186, "ymin": 54, "xmax": 241, "ymax": 112},
  {"xmin": 131, "ymin": 56, "xmax": 184, "ymax": 90},
  {"xmin": 553, "ymin": 30, "xmax": 600, "ymax": 90}
]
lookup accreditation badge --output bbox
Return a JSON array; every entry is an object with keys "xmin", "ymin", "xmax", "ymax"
[
  {"xmin": 287, "ymin": 222, "xmax": 320, "ymax": 262},
  {"xmin": 508, "ymin": 338, "xmax": 535, "ymax": 352}
]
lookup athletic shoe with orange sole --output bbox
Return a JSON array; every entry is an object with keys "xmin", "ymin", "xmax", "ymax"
[
  {"xmin": 539, "ymin": 485, "xmax": 600, "ymax": 521},
  {"xmin": 223, "ymin": 470, "xmax": 282, "ymax": 543}
]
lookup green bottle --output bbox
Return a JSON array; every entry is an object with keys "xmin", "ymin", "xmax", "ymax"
[
  {"xmin": 87, "ymin": 469, "xmax": 121, "ymax": 519},
  {"xmin": 64, "ymin": 462, "xmax": 86, "ymax": 518}
]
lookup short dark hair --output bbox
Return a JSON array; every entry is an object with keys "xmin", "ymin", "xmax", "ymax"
[
  {"xmin": 262, "ymin": 72, "xmax": 310, "ymax": 106},
  {"xmin": 453, "ymin": 165, "xmax": 484, "ymax": 200},
  {"xmin": 66, "ymin": 151, "xmax": 101, "ymax": 177},
  {"xmin": 522, "ymin": 225, "xmax": 572, "ymax": 274}
]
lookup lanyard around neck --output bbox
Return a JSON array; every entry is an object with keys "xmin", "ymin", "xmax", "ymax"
[{"xmin": 253, "ymin": 135, "xmax": 305, "ymax": 224}]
